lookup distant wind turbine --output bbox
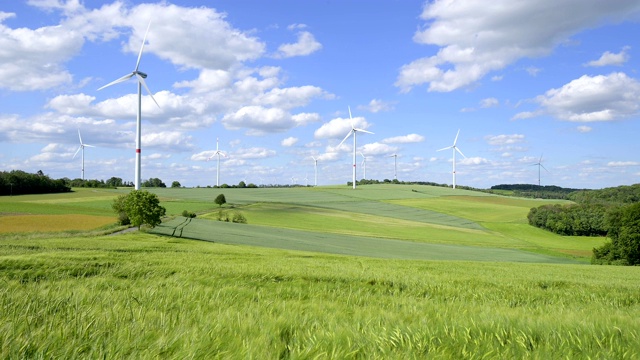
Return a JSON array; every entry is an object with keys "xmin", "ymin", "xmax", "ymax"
[
  {"xmin": 207, "ymin": 138, "xmax": 227, "ymax": 187},
  {"xmin": 437, "ymin": 129, "xmax": 466, "ymax": 189},
  {"xmin": 98, "ymin": 21, "xmax": 159, "ymax": 190},
  {"xmin": 532, "ymin": 154, "xmax": 549, "ymax": 186},
  {"xmin": 359, "ymin": 152, "xmax": 367, "ymax": 180},
  {"xmin": 389, "ymin": 153, "xmax": 398, "ymax": 180},
  {"xmin": 311, "ymin": 156, "xmax": 318, "ymax": 186},
  {"xmin": 338, "ymin": 106, "xmax": 374, "ymax": 189},
  {"xmin": 73, "ymin": 129, "xmax": 95, "ymax": 180}
]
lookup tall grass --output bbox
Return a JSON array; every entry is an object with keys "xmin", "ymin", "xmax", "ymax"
[{"xmin": 0, "ymin": 233, "xmax": 638, "ymax": 358}]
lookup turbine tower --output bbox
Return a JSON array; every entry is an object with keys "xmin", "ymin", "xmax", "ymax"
[
  {"xmin": 73, "ymin": 129, "xmax": 95, "ymax": 180},
  {"xmin": 98, "ymin": 22, "xmax": 159, "ymax": 190},
  {"xmin": 338, "ymin": 106, "xmax": 374, "ymax": 189},
  {"xmin": 437, "ymin": 129, "xmax": 466, "ymax": 189},
  {"xmin": 389, "ymin": 153, "xmax": 398, "ymax": 180},
  {"xmin": 207, "ymin": 138, "xmax": 227, "ymax": 187},
  {"xmin": 311, "ymin": 156, "xmax": 318, "ymax": 186},
  {"xmin": 532, "ymin": 154, "xmax": 549, "ymax": 186},
  {"xmin": 359, "ymin": 152, "xmax": 367, "ymax": 180}
]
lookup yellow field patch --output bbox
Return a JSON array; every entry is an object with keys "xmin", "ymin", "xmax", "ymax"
[{"xmin": 0, "ymin": 214, "xmax": 115, "ymax": 233}]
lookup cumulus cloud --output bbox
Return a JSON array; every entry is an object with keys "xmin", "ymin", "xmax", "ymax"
[
  {"xmin": 275, "ymin": 30, "xmax": 322, "ymax": 58},
  {"xmin": 577, "ymin": 125, "xmax": 592, "ymax": 133},
  {"xmin": 382, "ymin": 134, "xmax": 425, "ymax": 144},
  {"xmin": 585, "ymin": 46, "xmax": 630, "ymax": 67},
  {"xmin": 515, "ymin": 72, "xmax": 640, "ymax": 122},
  {"xmin": 314, "ymin": 116, "xmax": 372, "ymax": 139},
  {"xmin": 359, "ymin": 99, "xmax": 395, "ymax": 113},
  {"xmin": 281, "ymin": 137, "xmax": 298, "ymax": 147},
  {"xmin": 360, "ymin": 142, "xmax": 398, "ymax": 155},
  {"xmin": 0, "ymin": 12, "xmax": 82, "ymax": 91},
  {"xmin": 396, "ymin": 0, "xmax": 640, "ymax": 92}
]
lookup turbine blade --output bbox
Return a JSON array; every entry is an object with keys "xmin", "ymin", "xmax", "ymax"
[
  {"xmin": 455, "ymin": 146, "xmax": 466, "ymax": 159},
  {"xmin": 541, "ymin": 164, "xmax": 550, "ymax": 172},
  {"xmin": 437, "ymin": 145, "xmax": 453, "ymax": 152},
  {"xmin": 338, "ymin": 130, "xmax": 352, "ymax": 148},
  {"xmin": 136, "ymin": 73, "xmax": 160, "ymax": 108},
  {"xmin": 354, "ymin": 128, "xmax": 374, "ymax": 135},
  {"xmin": 77, "ymin": 129, "xmax": 83, "ymax": 144},
  {"xmin": 135, "ymin": 21, "xmax": 152, "ymax": 72},
  {"xmin": 348, "ymin": 106, "xmax": 353, "ymax": 120},
  {"xmin": 453, "ymin": 129, "xmax": 460, "ymax": 146},
  {"xmin": 73, "ymin": 146, "xmax": 82, "ymax": 159},
  {"xmin": 97, "ymin": 73, "xmax": 134, "ymax": 91},
  {"xmin": 84, "ymin": 144, "xmax": 95, "ymax": 148}
]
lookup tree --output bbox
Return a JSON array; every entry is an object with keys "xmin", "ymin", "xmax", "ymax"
[
  {"xmin": 142, "ymin": 177, "xmax": 166, "ymax": 188},
  {"xmin": 171, "ymin": 181, "xmax": 181, "ymax": 188},
  {"xmin": 112, "ymin": 190, "xmax": 166, "ymax": 230},
  {"xmin": 106, "ymin": 177, "xmax": 124, "ymax": 187},
  {"xmin": 215, "ymin": 193, "xmax": 226, "ymax": 207},
  {"xmin": 593, "ymin": 203, "xmax": 640, "ymax": 265}
]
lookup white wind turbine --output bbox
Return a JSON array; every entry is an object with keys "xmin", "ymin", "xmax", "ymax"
[
  {"xmin": 97, "ymin": 22, "xmax": 159, "ymax": 190},
  {"xmin": 532, "ymin": 154, "xmax": 549, "ymax": 186},
  {"xmin": 437, "ymin": 129, "xmax": 466, "ymax": 189},
  {"xmin": 338, "ymin": 106, "xmax": 374, "ymax": 189},
  {"xmin": 359, "ymin": 152, "xmax": 367, "ymax": 180},
  {"xmin": 389, "ymin": 153, "xmax": 398, "ymax": 180},
  {"xmin": 311, "ymin": 156, "xmax": 318, "ymax": 186},
  {"xmin": 73, "ymin": 129, "xmax": 95, "ymax": 180},
  {"xmin": 207, "ymin": 138, "xmax": 227, "ymax": 187}
]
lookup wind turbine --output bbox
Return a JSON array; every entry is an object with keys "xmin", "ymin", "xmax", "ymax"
[
  {"xmin": 311, "ymin": 156, "xmax": 318, "ymax": 186},
  {"xmin": 207, "ymin": 138, "xmax": 227, "ymax": 187},
  {"xmin": 437, "ymin": 129, "xmax": 466, "ymax": 189},
  {"xmin": 97, "ymin": 21, "xmax": 159, "ymax": 190},
  {"xmin": 73, "ymin": 129, "xmax": 95, "ymax": 180},
  {"xmin": 338, "ymin": 106, "xmax": 374, "ymax": 189},
  {"xmin": 389, "ymin": 153, "xmax": 398, "ymax": 180},
  {"xmin": 359, "ymin": 152, "xmax": 367, "ymax": 180},
  {"xmin": 532, "ymin": 154, "xmax": 549, "ymax": 186}
]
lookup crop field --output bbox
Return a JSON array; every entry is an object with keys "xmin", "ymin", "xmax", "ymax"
[
  {"xmin": 1, "ymin": 184, "xmax": 635, "ymax": 358},
  {"xmin": 0, "ymin": 233, "xmax": 638, "ymax": 358}
]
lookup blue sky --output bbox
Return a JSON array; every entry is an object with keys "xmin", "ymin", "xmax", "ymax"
[{"xmin": 1, "ymin": 0, "xmax": 640, "ymax": 189}]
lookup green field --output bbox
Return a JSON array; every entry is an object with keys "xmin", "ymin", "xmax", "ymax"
[{"xmin": 1, "ymin": 184, "xmax": 637, "ymax": 358}]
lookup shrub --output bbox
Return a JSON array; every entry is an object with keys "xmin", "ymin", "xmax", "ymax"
[{"xmin": 181, "ymin": 210, "xmax": 196, "ymax": 218}]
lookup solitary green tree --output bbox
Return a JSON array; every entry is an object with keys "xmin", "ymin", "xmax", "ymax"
[
  {"xmin": 215, "ymin": 193, "xmax": 226, "ymax": 207},
  {"xmin": 171, "ymin": 181, "xmax": 181, "ymax": 188},
  {"xmin": 112, "ymin": 190, "xmax": 166, "ymax": 230}
]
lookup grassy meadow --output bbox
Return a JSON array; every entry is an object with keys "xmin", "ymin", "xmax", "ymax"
[{"xmin": 1, "ymin": 184, "xmax": 638, "ymax": 358}]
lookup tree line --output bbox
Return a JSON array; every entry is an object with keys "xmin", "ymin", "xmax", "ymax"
[
  {"xmin": 525, "ymin": 183, "xmax": 640, "ymax": 265},
  {"xmin": 0, "ymin": 170, "xmax": 70, "ymax": 196}
]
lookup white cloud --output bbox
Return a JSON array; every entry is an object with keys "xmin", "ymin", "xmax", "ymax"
[
  {"xmin": 485, "ymin": 134, "xmax": 525, "ymax": 146},
  {"xmin": 536, "ymin": 72, "xmax": 640, "ymax": 122},
  {"xmin": 232, "ymin": 147, "xmax": 276, "ymax": 159},
  {"xmin": 608, "ymin": 161, "xmax": 640, "ymax": 167},
  {"xmin": 314, "ymin": 116, "xmax": 371, "ymax": 139},
  {"xmin": 0, "ymin": 12, "xmax": 82, "ymax": 91},
  {"xmin": 460, "ymin": 157, "xmax": 488, "ymax": 165},
  {"xmin": 360, "ymin": 99, "xmax": 395, "ymax": 113},
  {"xmin": 360, "ymin": 142, "xmax": 398, "ymax": 155},
  {"xmin": 281, "ymin": 137, "xmax": 298, "ymax": 147},
  {"xmin": 585, "ymin": 46, "xmax": 630, "ymax": 67},
  {"xmin": 382, "ymin": 134, "xmax": 425, "ymax": 144},
  {"xmin": 275, "ymin": 31, "xmax": 322, "ymax": 58},
  {"xmin": 480, "ymin": 97, "xmax": 499, "ymax": 108},
  {"xmin": 577, "ymin": 125, "xmax": 592, "ymax": 133},
  {"xmin": 396, "ymin": 0, "xmax": 640, "ymax": 92}
]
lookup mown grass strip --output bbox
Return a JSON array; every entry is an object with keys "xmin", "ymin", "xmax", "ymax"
[{"xmin": 152, "ymin": 217, "xmax": 579, "ymax": 264}]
